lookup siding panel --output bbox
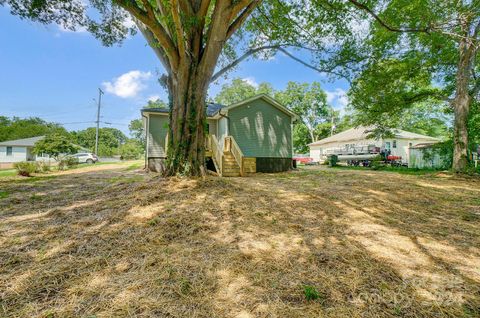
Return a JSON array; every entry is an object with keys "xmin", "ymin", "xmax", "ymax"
[
  {"xmin": 148, "ymin": 115, "xmax": 169, "ymax": 158},
  {"xmin": 228, "ymin": 99, "xmax": 292, "ymax": 158}
]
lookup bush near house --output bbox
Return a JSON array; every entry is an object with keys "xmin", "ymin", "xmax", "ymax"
[
  {"xmin": 37, "ymin": 161, "xmax": 51, "ymax": 173},
  {"xmin": 119, "ymin": 140, "xmax": 143, "ymax": 160},
  {"xmin": 58, "ymin": 157, "xmax": 79, "ymax": 171},
  {"xmin": 13, "ymin": 161, "xmax": 37, "ymax": 177}
]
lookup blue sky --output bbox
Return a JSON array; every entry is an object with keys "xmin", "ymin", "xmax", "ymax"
[{"xmin": 0, "ymin": 7, "xmax": 349, "ymax": 137}]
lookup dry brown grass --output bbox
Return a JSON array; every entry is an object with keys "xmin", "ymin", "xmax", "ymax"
[{"xmin": 0, "ymin": 165, "xmax": 479, "ymax": 317}]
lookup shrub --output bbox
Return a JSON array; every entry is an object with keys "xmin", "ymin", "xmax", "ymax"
[
  {"xmin": 302, "ymin": 285, "xmax": 321, "ymax": 301},
  {"xmin": 57, "ymin": 156, "xmax": 78, "ymax": 170},
  {"xmin": 13, "ymin": 161, "xmax": 37, "ymax": 177},
  {"xmin": 119, "ymin": 141, "xmax": 143, "ymax": 160},
  {"xmin": 57, "ymin": 159, "xmax": 66, "ymax": 171},
  {"xmin": 328, "ymin": 155, "xmax": 338, "ymax": 167},
  {"xmin": 370, "ymin": 155, "xmax": 384, "ymax": 170},
  {"xmin": 65, "ymin": 156, "xmax": 79, "ymax": 168},
  {"xmin": 37, "ymin": 161, "xmax": 51, "ymax": 172}
]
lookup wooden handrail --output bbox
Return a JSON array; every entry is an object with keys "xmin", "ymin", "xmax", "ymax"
[
  {"xmin": 211, "ymin": 135, "xmax": 223, "ymax": 176},
  {"xmin": 226, "ymin": 136, "xmax": 244, "ymax": 176},
  {"xmin": 165, "ymin": 133, "xmax": 169, "ymax": 154},
  {"xmin": 205, "ymin": 134, "xmax": 211, "ymax": 151}
]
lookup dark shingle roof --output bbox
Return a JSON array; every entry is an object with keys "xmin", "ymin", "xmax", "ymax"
[{"xmin": 141, "ymin": 103, "xmax": 226, "ymax": 117}]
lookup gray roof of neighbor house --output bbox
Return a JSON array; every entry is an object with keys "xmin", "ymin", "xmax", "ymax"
[
  {"xmin": 0, "ymin": 136, "xmax": 45, "ymax": 147},
  {"xmin": 308, "ymin": 126, "xmax": 440, "ymax": 147},
  {"xmin": 141, "ymin": 103, "xmax": 226, "ymax": 117}
]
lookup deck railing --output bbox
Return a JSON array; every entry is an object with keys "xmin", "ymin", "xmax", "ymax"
[
  {"xmin": 165, "ymin": 133, "xmax": 212, "ymax": 155},
  {"xmin": 225, "ymin": 136, "xmax": 244, "ymax": 176},
  {"xmin": 211, "ymin": 135, "xmax": 223, "ymax": 176},
  {"xmin": 164, "ymin": 133, "xmax": 169, "ymax": 154},
  {"xmin": 205, "ymin": 134, "xmax": 212, "ymax": 152}
]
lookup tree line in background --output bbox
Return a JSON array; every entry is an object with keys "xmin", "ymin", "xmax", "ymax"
[{"xmin": 0, "ymin": 116, "xmax": 144, "ymax": 159}]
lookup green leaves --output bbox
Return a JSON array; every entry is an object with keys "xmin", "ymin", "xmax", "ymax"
[{"xmin": 33, "ymin": 134, "xmax": 79, "ymax": 159}]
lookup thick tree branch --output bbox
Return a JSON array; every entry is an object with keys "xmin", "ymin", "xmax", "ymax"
[
  {"xmin": 197, "ymin": 0, "xmax": 212, "ymax": 18},
  {"xmin": 178, "ymin": 0, "xmax": 194, "ymax": 17},
  {"xmin": 211, "ymin": 45, "xmax": 351, "ymax": 83},
  {"xmin": 211, "ymin": 45, "xmax": 279, "ymax": 82},
  {"xmin": 199, "ymin": 1, "xmax": 232, "ymax": 83},
  {"xmin": 135, "ymin": 19, "xmax": 172, "ymax": 75},
  {"xmin": 116, "ymin": 0, "xmax": 179, "ymax": 69},
  {"xmin": 155, "ymin": 0, "xmax": 173, "ymax": 38},
  {"xmin": 230, "ymin": 0, "xmax": 254, "ymax": 20},
  {"xmin": 227, "ymin": 0, "xmax": 260, "ymax": 39},
  {"xmin": 171, "ymin": 0, "xmax": 187, "ymax": 59}
]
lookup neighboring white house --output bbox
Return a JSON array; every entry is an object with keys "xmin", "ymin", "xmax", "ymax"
[
  {"xmin": 0, "ymin": 136, "xmax": 53, "ymax": 164},
  {"xmin": 308, "ymin": 126, "xmax": 440, "ymax": 165}
]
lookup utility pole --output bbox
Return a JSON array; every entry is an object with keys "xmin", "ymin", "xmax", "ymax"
[{"xmin": 95, "ymin": 88, "xmax": 104, "ymax": 155}]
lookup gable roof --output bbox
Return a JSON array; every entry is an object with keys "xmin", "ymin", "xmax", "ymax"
[
  {"xmin": 141, "ymin": 103, "xmax": 226, "ymax": 117},
  {"xmin": 221, "ymin": 94, "xmax": 297, "ymax": 119},
  {"xmin": 0, "ymin": 136, "xmax": 45, "ymax": 147},
  {"xmin": 308, "ymin": 126, "xmax": 440, "ymax": 147}
]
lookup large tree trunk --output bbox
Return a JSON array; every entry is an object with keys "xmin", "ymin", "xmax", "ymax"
[
  {"xmin": 165, "ymin": 63, "xmax": 210, "ymax": 177},
  {"xmin": 452, "ymin": 36, "xmax": 474, "ymax": 173},
  {"xmin": 452, "ymin": 86, "xmax": 470, "ymax": 173}
]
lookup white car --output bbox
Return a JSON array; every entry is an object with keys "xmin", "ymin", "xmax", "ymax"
[{"xmin": 70, "ymin": 153, "xmax": 99, "ymax": 164}]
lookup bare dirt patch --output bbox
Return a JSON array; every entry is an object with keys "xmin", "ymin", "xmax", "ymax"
[{"xmin": 0, "ymin": 165, "xmax": 479, "ymax": 317}]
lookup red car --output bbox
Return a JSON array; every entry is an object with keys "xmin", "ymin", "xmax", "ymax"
[{"xmin": 293, "ymin": 156, "xmax": 313, "ymax": 164}]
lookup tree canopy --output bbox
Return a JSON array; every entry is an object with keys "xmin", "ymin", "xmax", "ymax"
[
  {"xmin": 214, "ymin": 78, "xmax": 274, "ymax": 105},
  {"xmin": 327, "ymin": 0, "xmax": 480, "ymax": 171},
  {"xmin": 70, "ymin": 127, "xmax": 127, "ymax": 156},
  {"xmin": 0, "ymin": 117, "xmax": 69, "ymax": 142},
  {"xmin": 33, "ymin": 134, "xmax": 79, "ymax": 160}
]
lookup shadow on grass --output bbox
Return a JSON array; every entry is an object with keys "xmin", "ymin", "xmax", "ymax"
[{"xmin": 0, "ymin": 167, "xmax": 479, "ymax": 317}]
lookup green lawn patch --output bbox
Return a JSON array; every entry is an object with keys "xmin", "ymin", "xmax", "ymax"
[
  {"xmin": 125, "ymin": 161, "xmax": 143, "ymax": 171},
  {"xmin": 0, "ymin": 169, "xmax": 17, "ymax": 178}
]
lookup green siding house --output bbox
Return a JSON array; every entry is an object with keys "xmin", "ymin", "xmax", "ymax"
[{"xmin": 141, "ymin": 94, "xmax": 297, "ymax": 176}]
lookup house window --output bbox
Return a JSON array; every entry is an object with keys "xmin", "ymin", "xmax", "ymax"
[
  {"xmin": 393, "ymin": 140, "xmax": 397, "ymax": 148},
  {"xmin": 6, "ymin": 146, "xmax": 12, "ymax": 156},
  {"xmin": 385, "ymin": 142, "xmax": 391, "ymax": 150}
]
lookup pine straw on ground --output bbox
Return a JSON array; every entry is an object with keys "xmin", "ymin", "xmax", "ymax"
[{"xmin": 0, "ymin": 166, "xmax": 479, "ymax": 318}]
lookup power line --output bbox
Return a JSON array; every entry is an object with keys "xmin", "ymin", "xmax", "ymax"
[
  {"xmin": 102, "ymin": 121, "xmax": 129, "ymax": 126},
  {"xmin": 58, "ymin": 121, "xmax": 96, "ymax": 125}
]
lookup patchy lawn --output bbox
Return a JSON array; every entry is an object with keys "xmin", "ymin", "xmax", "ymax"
[{"xmin": 0, "ymin": 165, "xmax": 479, "ymax": 317}]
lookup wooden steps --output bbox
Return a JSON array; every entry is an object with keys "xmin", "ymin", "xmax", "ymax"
[{"xmin": 222, "ymin": 152, "xmax": 240, "ymax": 177}]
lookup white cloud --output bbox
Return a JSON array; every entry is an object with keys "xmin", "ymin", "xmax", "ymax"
[
  {"xmin": 242, "ymin": 77, "xmax": 258, "ymax": 88},
  {"xmin": 123, "ymin": 15, "xmax": 137, "ymax": 29},
  {"xmin": 148, "ymin": 95, "xmax": 160, "ymax": 102},
  {"xmin": 102, "ymin": 70, "xmax": 152, "ymax": 98},
  {"xmin": 326, "ymin": 88, "xmax": 349, "ymax": 110}
]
